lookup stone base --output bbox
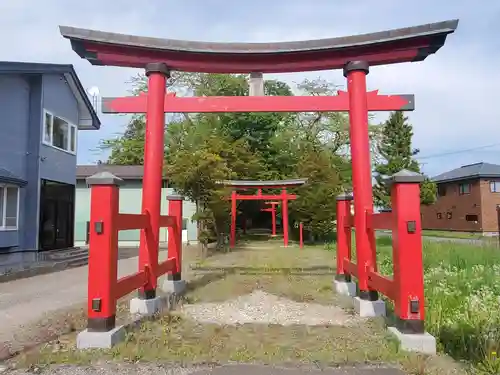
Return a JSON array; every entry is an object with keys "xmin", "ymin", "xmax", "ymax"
[
  {"xmin": 388, "ymin": 326, "xmax": 437, "ymax": 354},
  {"xmin": 333, "ymin": 280, "xmax": 356, "ymax": 297},
  {"xmin": 130, "ymin": 296, "xmax": 166, "ymax": 316},
  {"xmin": 161, "ymin": 279, "xmax": 186, "ymax": 309},
  {"xmin": 161, "ymin": 279, "xmax": 186, "ymax": 294},
  {"xmin": 353, "ymin": 297, "xmax": 386, "ymax": 317},
  {"xmin": 76, "ymin": 326, "xmax": 126, "ymax": 349}
]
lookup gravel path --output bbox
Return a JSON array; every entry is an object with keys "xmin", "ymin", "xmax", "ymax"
[{"xmin": 181, "ymin": 290, "xmax": 359, "ymax": 326}]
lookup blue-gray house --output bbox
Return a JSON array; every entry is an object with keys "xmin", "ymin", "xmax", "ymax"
[{"xmin": 0, "ymin": 62, "xmax": 100, "ymax": 253}]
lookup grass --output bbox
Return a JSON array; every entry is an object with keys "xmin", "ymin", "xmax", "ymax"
[
  {"xmin": 8, "ymin": 240, "xmax": 466, "ymax": 375},
  {"xmin": 332, "ymin": 236, "xmax": 500, "ymax": 374},
  {"xmin": 422, "ymin": 230, "xmax": 491, "ymax": 241},
  {"xmin": 18, "ymin": 315, "xmax": 405, "ymax": 367}
]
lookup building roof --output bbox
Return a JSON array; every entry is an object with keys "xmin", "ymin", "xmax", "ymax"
[
  {"xmin": 77, "ymin": 165, "xmax": 150, "ymax": 180},
  {"xmin": 0, "ymin": 61, "xmax": 100, "ymax": 130},
  {"xmin": 0, "ymin": 168, "xmax": 27, "ymax": 186},
  {"xmin": 59, "ymin": 19, "xmax": 458, "ymax": 73},
  {"xmin": 432, "ymin": 162, "xmax": 500, "ymax": 183}
]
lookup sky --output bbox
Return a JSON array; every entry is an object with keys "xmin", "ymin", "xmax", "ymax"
[{"xmin": 0, "ymin": 0, "xmax": 499, "ymax": 177}]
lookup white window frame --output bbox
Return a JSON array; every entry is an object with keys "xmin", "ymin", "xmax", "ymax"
[
  {"xmin": 490, "ymin": 181, "xmax": 500, "ymax": 193},
  {"xmin": 43, "ymin": 109, "xmax": 77, "ymax": 155},
  {"xmin": 0, "ymin": 184, "xmax": 20, "ymax": 231},
  {"xmin": 458, "ymin": 183, "xmax": 471, "ymax": 195}
]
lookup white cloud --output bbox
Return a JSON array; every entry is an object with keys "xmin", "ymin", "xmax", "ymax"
[{"xmin": 0, "ymin": 0, "xmax": 498, "ymax": 176}]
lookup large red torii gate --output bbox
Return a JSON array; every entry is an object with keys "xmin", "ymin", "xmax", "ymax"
[
  {"xmin": 221, "ymin": 179, "xmax": 307, "ymax": 247},
  {"xmin": 59, "ymin": 19, "xmax": 458, "ymax": 351}
]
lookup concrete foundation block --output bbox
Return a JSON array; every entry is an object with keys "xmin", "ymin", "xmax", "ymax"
[
  {"xmin": 76, "ymin": 326, "xmax": 126, "ymax": 349},
  {"xmin": 161, "ymin": 279, "xmax": 186, "ymax": 309},
  {"xmin": 333, "ymin": 280, "xmax": 356, "ymax": 297},
  {"xmin": 353, "ymin": 296, "xmax": 386, "ymax": 317},
  {"xmin": 129, "ymin": 296, "xmax": 166, "ymax": 316},
  {"xmin": 161, "ymin": 279, "xmax": 186, "ymax": 295},
  {"xmin": 388, "ymin": 326, "xmax": 437, "ymax": 354}
]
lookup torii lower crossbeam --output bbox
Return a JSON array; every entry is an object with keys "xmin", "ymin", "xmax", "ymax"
[{"xmin": 101, "ymin": 90, "xmax": 414, "ymax": 113}]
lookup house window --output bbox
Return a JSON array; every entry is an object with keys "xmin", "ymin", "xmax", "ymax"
[
  {"xmin": 182, "ymin": 218, "xmax": 188, "ymax": 230},
  {"xmin": 436, "ymin": 213, "xmax": 442, "ymax": 219},
  {"xmin": 466, "ymin": 214, "xmax": 478, "ymax": 222},
  {"xmin": 490, "ymin": 181, "xmax": 500, "ymax": 193},
  {"xmin": 437, "ymin": 185, "xmax": 446, "ymax": 197},
  {"xmin": 459, "ymin": 183, "xmax": 471, "ymax": 195},
  {"xmin": 0, "ymin": 185, "xmax": 20, "ymax": 230},
  {"xmin": 43, "ymin": 110, "xmax": 77, "ymax": 154},
  {"xmin": 446, "ymin": 212, "xmax": 452, "ymax": 219}
]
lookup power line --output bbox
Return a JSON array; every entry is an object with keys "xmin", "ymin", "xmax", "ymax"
[{"xmin": 415, "ymin": 142, "xmax": 500, "ymax": 160}]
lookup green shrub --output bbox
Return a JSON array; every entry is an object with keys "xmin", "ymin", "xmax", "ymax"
[{"xmin": 328, "ymin": 237, "xmax": 500, "ymax": 372}]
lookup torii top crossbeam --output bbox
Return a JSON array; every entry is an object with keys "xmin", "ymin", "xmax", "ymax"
[
  {"xmin": 221, "ymin": 179, "xmax": 308, "ymax": 189},
  {"xmin": 59, "ymin": 20, "xmax": 458, "ymax": 73}
]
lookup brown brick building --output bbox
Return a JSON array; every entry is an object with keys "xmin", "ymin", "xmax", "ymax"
[{"xmin": 421, "ymin": 162, "xmax": 500, "ymax": 233}]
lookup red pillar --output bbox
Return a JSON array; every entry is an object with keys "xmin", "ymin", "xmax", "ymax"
[
  {"xmin": 167, "ymin": 195, "xmax": 183, "ymax": 281},
  {"xmin": 230, "ymin": 190, "xmax": 237, "ymax": 248},
  {"xmin": 85, "ymin": 172, "xmax": 122, "ymax": 332},
  {"xmin": 282, "ymin": 189, "xmax": 289, "ymax": 247},
  {"xmin": 271, "ymin": 204, "xmax": 277, "ymax": 236},
  {"xmin": 138, "ymin": 63, "xmax": 168, "ymax": 299},
  {"xmin": 390, "ymin": 170, "xmax": 426, "ymax": 333},
  {"xmin": 299, "ymin": 222, "xmax": 304, "ymax": 249},
  {"xmin": 344, "ymin": 61, "xmax": 378, "ymax": 301},
  {"xmin": 335, "ymin": 193, "xmax": 353, "ymax": 282}
]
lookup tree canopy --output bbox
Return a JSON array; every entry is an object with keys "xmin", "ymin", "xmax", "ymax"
[
  {"xmin": 99, "ymin": 73, "xmax": 425, "ymax": 247},
  {"xmin": 373, "ymin": 111, "xmax": 436, "ymax": 208}
]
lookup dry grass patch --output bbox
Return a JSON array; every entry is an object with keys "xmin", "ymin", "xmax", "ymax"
[
  {"xmin": 12, "ymin": 313, "xmax": 466, "ymax": 375},
  {"xmin": 15, "ymin": 313, "xmax": 399, "ymax": 366}
]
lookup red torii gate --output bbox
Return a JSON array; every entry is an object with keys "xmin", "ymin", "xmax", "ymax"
[
  {"xmin": 221, "ymin": 179, "xmax": 307, "ymax": 247},
  {"xmin": 59, "ymin": 19, "xmax": 458, "ymax": 350},
  {"xmin": 261, "ymin": 201, "xmax": 280, "ymax": 237}
]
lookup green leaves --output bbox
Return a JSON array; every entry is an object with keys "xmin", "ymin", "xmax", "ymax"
[
  {"xmin": 101, "ymin": 71, "xmax": 353, "ymax": 242},
  {"xmin": 373, "ymin": 111, "xmax": 436, "ymax": 208}
]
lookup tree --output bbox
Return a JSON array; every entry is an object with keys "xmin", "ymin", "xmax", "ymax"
[
  {"xmin": 373, "ymin": 111, "xmax": 436, "ymax": 208},
  {"xmin": 100, "ymin": 72, "xmax": 357, "ymax": 245},
  {"xmin": 101, "ymin": 115, "xmax": 149, "ymax": 165},
  {"xmin": 165, "ymin": 117, "xmax": 262, "ymax": 254},
  {"xmin": 289, "ymin": 145, "xmax": 347, "ymax": 241}
]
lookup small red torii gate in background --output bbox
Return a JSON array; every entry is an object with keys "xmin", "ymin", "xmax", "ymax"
[
  {"xmin": 220, "ymin": 179, "xmax": 307, "ymax": 247},
  {"xmin": 261, "ymin": 201, "xmax": 280, "ymax": 237},
  {"xmin": 59, "ymin": 18, "xmax": 458, "ymax": 352}
]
